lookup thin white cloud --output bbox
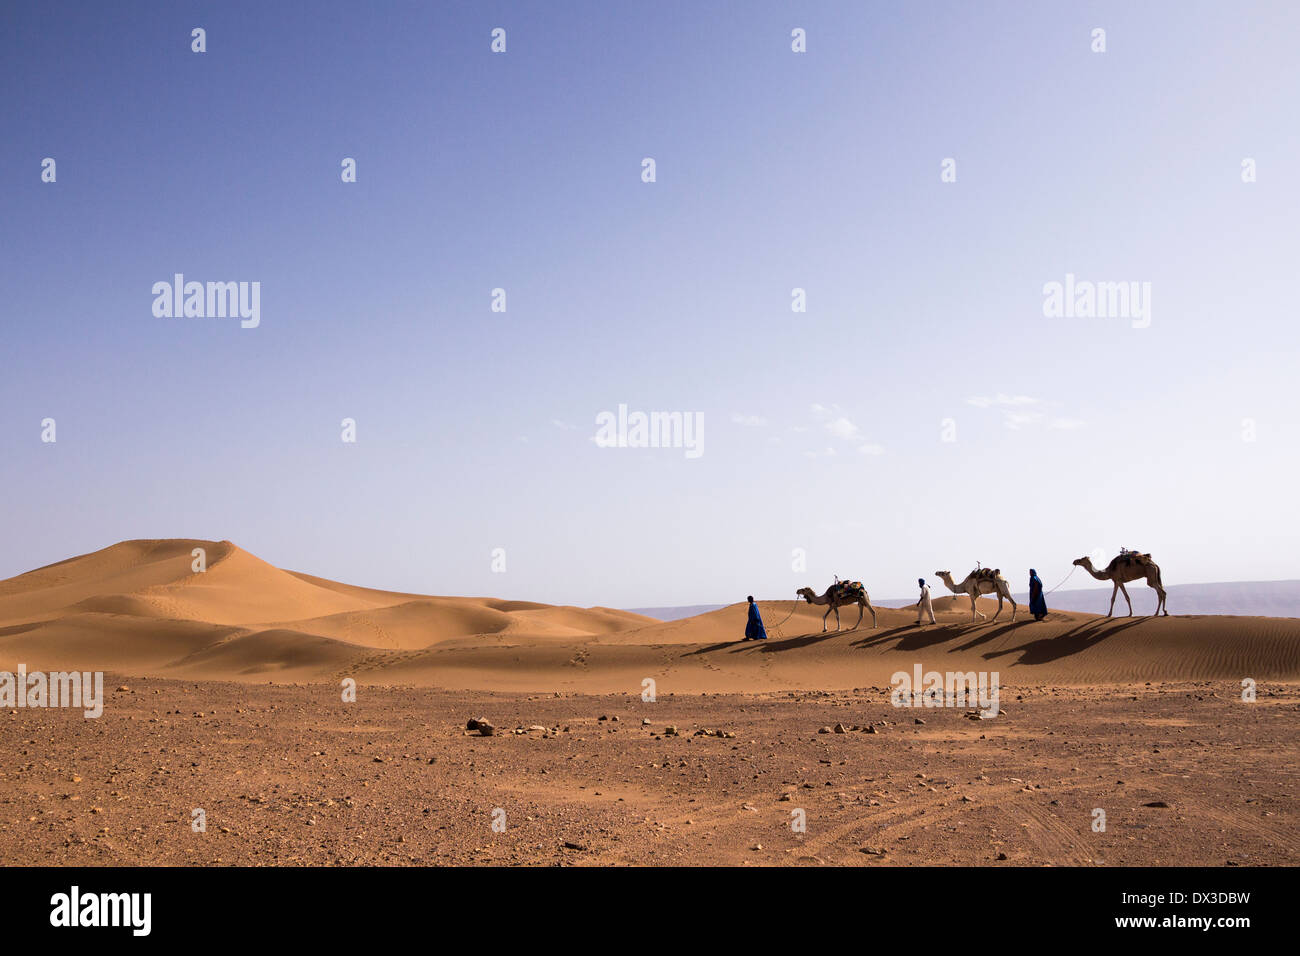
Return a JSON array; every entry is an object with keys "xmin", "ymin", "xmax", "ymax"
[
  {"xmin": 964, "ymin": 394, "xmax": 1086, "ymax": 431},
  {"xmin": 731, "ymin": 413, "xmax": 767, "ymax": 427},
  {"xmin": 1004, "ymin": 411, "xmax": 1045, "ymax": 430},
  {"xmin": 810, "ymin": 403, "xmax": 884, "ymax": 455},
  {"xmin": 965, "ymin": 393, "xmax": 1040, "ymax": 409},
  {"xmin": 825, "ymin": 416, "xmax": 860, "ymax": 441}
]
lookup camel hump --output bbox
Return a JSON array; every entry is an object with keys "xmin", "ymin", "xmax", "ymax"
[
  {"xmin": 1112, "ymin": 548, "xmax": 1154, "ymax": 564},
  {"xmin": 1111, "ymin": 550, "xmax": 1154, "ymax": 571},
  {"xmin": 971, "ymin": 567, "xmax": 999, "ymax": 582}
]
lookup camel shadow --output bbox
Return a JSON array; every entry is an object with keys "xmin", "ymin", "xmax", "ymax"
[
  {"xmin": 884, "ymin": 624, "xmax": 982, "ymax": 653},
  {"xmin": 849, "ymin": 624, "xmax": 917, "ymax": 648},
  {"xmin": 949, "ymin": 618, "xmax": 1030, "ymax": 652},
  {"xmin": 732, "ymin": 628, "xmax": 861, "ymax": 653},
  {"xmin": 981, "ymin": 616, "xmax": 1147, "ymax": 666},
  {"xmin": 852, "ymin": 619, "xmax": 1024, "ymax": 653}
]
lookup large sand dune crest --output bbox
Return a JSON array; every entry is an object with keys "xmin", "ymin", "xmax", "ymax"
[{"xmin": 1, "ymin": 539, "xmax": 1297, "ymax": 689}]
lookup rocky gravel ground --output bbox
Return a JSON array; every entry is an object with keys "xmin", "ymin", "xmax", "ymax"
[{"xmin": 1, "ymin": 677, "xmax": 1296, "ymax": 866}]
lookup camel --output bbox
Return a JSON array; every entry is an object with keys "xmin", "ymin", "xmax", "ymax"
[
  {"xmin": 934, "ymin": 567, "xmax": 1017, "ymax": 623},
  {"xmin": 796, "ymin": 581, "xmax": 877, "ymax": 631},
  {"xmin": 1073, "ymin": 551, "xmax": 1168, "ymax": 617}
]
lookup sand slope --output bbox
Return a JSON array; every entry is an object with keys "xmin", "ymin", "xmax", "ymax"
[
  {"xmin": 0, "ymin": 540, "xmax": 654, "ymax": 681},
  {"xmin": 1, "ymin": 539, "xmax": 1298, "ymax": 689}
]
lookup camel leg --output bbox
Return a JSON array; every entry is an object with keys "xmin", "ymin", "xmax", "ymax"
[
  {"xmin": 1118, "ymin": 581, "xmax": 1133, "ymax": 616},
  {"xmin": 834, "ymin": 605, "xmax": 841, "ymax": 632},
  {"xmin": 821, "ymin": 606, "xmax": 831, "ymax": 632},
  {"xmin": 969, "ymin": 593, "xmax": 985, "ymax": 622},
  {"xmin": 1006, "ymin": 586, "xmax": 1017, "ymax": 623},
  {"xmin": 991, "ymin": 590, "xmax": 1003, "ymax": 622},
  {"xmin": 1108, "ymin": 583, "xmax": 1118, "ymax": 617},
  {"xmin": 853, "ymin": 602, "xmax": 863, "ymax": 630},
  {"xmin": 1150, "ymin": 574, "xmax": 1168, "ymax": 616},
  {"xmin": 864, "ymin": 598, "xmax": 877, "ymax": 629}
]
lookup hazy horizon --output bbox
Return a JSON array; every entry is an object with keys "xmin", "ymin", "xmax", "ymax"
[{"xmin": 4, "ymin": 1, "xmax": 1298, "ymax": 607}]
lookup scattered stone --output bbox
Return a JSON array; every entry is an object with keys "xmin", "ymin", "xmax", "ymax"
[
  {"xmin": 833, "ymin": 723, "xmax": 847, "ymax": 734},
  {"xmin": 1143, "ymin": 801, "xmax": 1171, "ymax": 809}
]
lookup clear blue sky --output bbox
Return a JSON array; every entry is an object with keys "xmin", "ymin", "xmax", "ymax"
[{"xmin": 3, "ymin": 1, "xmax": 1297, "ymax": 606}]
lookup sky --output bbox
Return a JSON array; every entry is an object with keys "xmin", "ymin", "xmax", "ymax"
[{"xmin": 2, "ymin": 1, "xmax": 1298, "ymax": 607}]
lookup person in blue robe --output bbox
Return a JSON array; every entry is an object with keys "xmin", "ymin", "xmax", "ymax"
[
  {"xmin": 1029, "ymin": 569, "xmax": 1048, "ymax": 621},
  {"xmin": 743, "ymin": 595, "xmax": 768, "ymax": 640}
]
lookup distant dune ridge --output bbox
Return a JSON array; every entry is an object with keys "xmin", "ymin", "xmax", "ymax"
[{"xmin": 2, "ymin": 539, "xmax": 1299, "ymax": 690}]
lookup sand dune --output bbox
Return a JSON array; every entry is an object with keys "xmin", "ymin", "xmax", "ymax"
[
  {"xmin": 1, "ymin": 539, "xmax": 1298, "ymax": 690},
  {"xmin": 0, "ymin": 539, "xmax": 656, "ymax": 681}
]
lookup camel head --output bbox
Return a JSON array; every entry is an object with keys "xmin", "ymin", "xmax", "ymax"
[
  {"xmin": 1072, "ymin": 556, "xmax": 1094, "ymax": 569},
  {"xmin": 933, "ymin": 570, "xmax": 962, "ymax": 593},
  {"xmin": 796, "ymin": 587, "xmax": 816, "ymax": 603}
]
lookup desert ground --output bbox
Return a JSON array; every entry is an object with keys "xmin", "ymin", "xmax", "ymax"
[{"xmin": 1, "ymin": 539, "xmax": 1297, "ymax": 865}]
